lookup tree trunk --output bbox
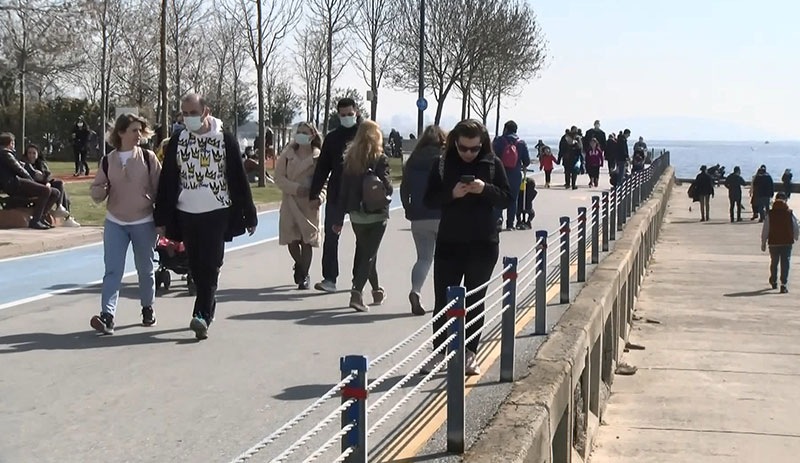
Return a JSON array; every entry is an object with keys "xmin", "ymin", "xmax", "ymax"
[
  {"xmin": 17, "ymin": 25, "xmax": 28, "ymax": 146},
  {"xmin": 370, "ymin": 35, "xmax": 377, "ymax": 119},
  {"xmin": 100, "ymin": 0, "xmax": 109, "ymax": 158},
  {"xmin": 256, "ymin": 0, "xmax": 265, "ymax": 187},
  {"xmin": 173, "ymin": 8, "xmax": 181, "ymax": 113},
  {"xmin": 322, "ymin": 21, "xmax": 333, "ymax": 133},
  {"xmin": 159, "ymin": 0, "xmax": 168, "ymax": 140},
  {"xmin": 495, "ymin": 88, "xmax": 501, "ymax": 137}
]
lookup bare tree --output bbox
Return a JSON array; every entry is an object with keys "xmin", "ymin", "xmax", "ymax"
[
  {"xmin": 1, "ymin": 0, "xmax": 77, "ymax": 144},
  {"xmin": 308, "ymin": 0, "xmax": 355, "ymax": 133},
  {"xmin": 392, "ymin": 0, "xmax": 465, "ymax": 124},
  {"xmin": 168, "ymin": 0, "xmax": 206, "ymax": 110},
  {"xmin": 228, "ymin": 0, "xmax": 301, "ymax": 187},
  {"xmin": 117, "ymin": 4, "xmax": 160, "ymax": 111},
  {"xmin": 353, "ymin": 0, "xmax": 398, "ymax": 119},
  {"xmin": 82, "ymin": 0, "xmax": 126, "ymax": 155},
  {"xmin": 470, "ymin": 1, "xmax": 548, "ymax": 133},
  {"xmin": 295, "ymin": 24, "xmax": 326, "ymax": 127}
]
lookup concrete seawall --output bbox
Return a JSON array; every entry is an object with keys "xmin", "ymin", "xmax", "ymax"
[{"xmin": 465, "ymin": 165, "xmax": 676, "ymax": 463}]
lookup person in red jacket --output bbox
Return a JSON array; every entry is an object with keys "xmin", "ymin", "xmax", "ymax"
[{"xmin": 538, "ymin": 145, "xmax": 557, "ymax": 188}]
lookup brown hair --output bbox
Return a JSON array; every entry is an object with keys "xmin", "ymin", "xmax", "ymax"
[
  {"xmin": 292, "ymin": 121, "xmax": 322, "ymax": 151},
  {"xmin": 343, "ymin": 120, "xmax": 383, "ymax": 174},
  {"xmin": 109, "ymin": 113, "xmax": 153, "ymax": 149},
  {"xmin": 414, "ymin": 124, "xmax": 446, "ymax": 152},
  {"xmin": 444, "ymin": 119, "xmax": 492, "ymax": 159}
]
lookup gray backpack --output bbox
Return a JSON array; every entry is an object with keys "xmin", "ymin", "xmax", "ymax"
[{"xmin": 361, "ymin": 160, "xmax": 391, "ymax": 213}]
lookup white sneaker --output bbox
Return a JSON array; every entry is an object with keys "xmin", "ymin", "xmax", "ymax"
[
  {"xmin": 63, "ymin": 217, "xmax": 81, "ymax": 227},
  {"xmin": 52, "ymin": 206, "xmax": 69, "ymax": 219},
  {"xmin": 465, "ymin": 350, "xmax": 481, "ymax": 376}
]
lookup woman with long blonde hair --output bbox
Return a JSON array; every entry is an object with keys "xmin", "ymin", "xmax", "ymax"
[
  {"xmin": 337, "ymin": 120, "xmax": 393, "ymax": 312},
  {"xmin": 274, "ymin": 122, "xmax": 324, "ymax": 289}
]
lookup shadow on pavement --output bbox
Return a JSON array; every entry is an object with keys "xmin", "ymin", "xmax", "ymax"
[
  {"xmin": 227, "ymin": 305, "xmax": 413, "ymax": 326},
  {"xmin": 213, "ymin": 286, "xmax": 335, "ymax": 304},
  {"xmin": 723, "ymin": 288, "xmax": 774, "ymax": 298},
  {"xmin": 274, "ymin": 374, "xmax": 412, "ymax": 401},
  {"xmin": 0, "ymin": 325, "xmax": 191, "ymax": 353}
]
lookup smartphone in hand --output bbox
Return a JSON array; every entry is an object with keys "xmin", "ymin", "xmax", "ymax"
[{"xmin": 460, "ymin": 174, "xmax": 475, "ymax": 184}]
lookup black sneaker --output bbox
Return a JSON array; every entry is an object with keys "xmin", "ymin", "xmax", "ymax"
[
  {"xmin": 298, "ymin": 275, "xmax": 310, "ymax": 290},
  {"xmin": 189, "ymin": 316, "xmax": 209, "ymax": 340},
  {"xmin": 141, "ymin": 306, "xmax": 156, "ymax": 327},
  {"xmin": 770, "ymin": 281, "xmax": 778, "ymax": 290},
  {"xmin": 90, "ymin": 313, "xmax": 115, "ymax": 335},
  {"xmin": 780, "ymin": 286, "xmax": 788, "ymax": 294}
]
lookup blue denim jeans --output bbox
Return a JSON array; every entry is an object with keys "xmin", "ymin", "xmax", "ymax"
[{"xmin": 101, "ymin": 219, "xmax": 157, "ymax": 315}]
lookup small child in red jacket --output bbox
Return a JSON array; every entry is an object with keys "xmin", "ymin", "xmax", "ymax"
[{"xmin": 538, "ymin": 146, "xmax": 557, "ymax": 188}]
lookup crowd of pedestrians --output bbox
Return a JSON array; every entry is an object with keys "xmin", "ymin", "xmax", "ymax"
[{"xmin": 689, "ymin": 164, "xmax": 798, "ymax": 294}]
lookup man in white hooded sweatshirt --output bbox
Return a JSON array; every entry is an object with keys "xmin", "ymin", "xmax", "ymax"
[{"xmin": 155, "ymin": 93, "xmax": 258, "ymax": 340}]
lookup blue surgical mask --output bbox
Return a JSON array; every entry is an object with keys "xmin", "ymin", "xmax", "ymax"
[
  {"xmin": 340, "ymin": 116, "xmax": 357, "ymax": 128},
  {"xmin": 294, "ymin": 133, "xmax": 311, "ymax": 145}
]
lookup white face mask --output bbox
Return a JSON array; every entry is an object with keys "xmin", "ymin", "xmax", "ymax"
[
  {"xmin": 340, "ymin": 116, "xmax": 357, "ymax": 128},
  {"xmin": 294, "ymin": 133, "xmax": 311, "ymax": 145},
  {"xmin": 77, "ymin": 123, "xmax": 84, "ymax": 128},
  {"xmin": 184, "ymin": 116, "xmax": 203, "ymax": 132}
]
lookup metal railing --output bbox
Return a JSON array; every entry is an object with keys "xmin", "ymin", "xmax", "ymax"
[{"xmin": 228, "ymin": 150, "xmax": 672, "ymax": 463}]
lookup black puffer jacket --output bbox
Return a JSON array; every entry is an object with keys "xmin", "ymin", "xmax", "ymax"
[{"xmin": 401, "ymin": 145, "xmax": 441, "ymax": 221}]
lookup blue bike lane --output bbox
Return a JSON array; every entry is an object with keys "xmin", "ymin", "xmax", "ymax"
[{"xmin": 0, "ymin": 189, "xmax": 410, "ymax": 311}]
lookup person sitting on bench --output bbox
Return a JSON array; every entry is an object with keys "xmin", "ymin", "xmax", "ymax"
[
  {"xmin": 21, "ymin": 144, "xmax": 79, "ymax": 226},
  {"xmin": 0, "ymin": 132, "xmax": 61, "ymax": 229}
]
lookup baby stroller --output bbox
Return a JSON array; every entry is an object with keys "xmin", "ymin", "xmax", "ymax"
[{"xmin": 154, "ymin": 236, "xmax": 195, "ymax": 295}]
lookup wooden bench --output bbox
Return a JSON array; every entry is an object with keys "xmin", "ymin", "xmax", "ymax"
[{"xmin": 0, "ymin": 193, "xmax": 38, "ymax": 229}]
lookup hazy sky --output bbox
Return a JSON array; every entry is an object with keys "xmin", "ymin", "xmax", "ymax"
[{"xmin": 335, "ymin": 0, "xmax": 800, "ymax": 141}]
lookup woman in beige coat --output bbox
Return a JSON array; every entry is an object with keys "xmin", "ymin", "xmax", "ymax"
[{"xmin": 275, "ymin": 122, "xmax": 324, "ymax": 289}]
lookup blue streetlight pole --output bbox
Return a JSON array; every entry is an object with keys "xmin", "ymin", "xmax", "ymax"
[{"xmin": 417, "ymin": 0, "xmax": 425, "ymax": 138}]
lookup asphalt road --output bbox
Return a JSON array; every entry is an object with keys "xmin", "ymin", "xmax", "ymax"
[{"xmin": 0, "ymin": 169, "xmax": 613, "ymax": 463}]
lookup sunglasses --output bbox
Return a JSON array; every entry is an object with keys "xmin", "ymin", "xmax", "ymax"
[{"xmin": 457, "ymin": 143, "xmax": 482, "ymax": 154}]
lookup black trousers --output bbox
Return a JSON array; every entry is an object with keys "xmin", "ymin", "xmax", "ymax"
[
  {"xmin": 351, "ymin": 221, "xmax": 387, "ymax": 291},
  {"xmin": 729, "ymin": 197, "xmax": 743, "ymax": 221},
  {"xmin": 563, "ymin": 163, "xmax": 577, "ymax": 188},
  {"xmin": 73, "ymin": 146, "xmax": 89, "ymax": 174},
  {"xmin": 179, "ymin": 208, "xmax": 229, "ymax": 321},
  {"xmin": 322, "ymin": 202, "xmax": 344, "ymax": 283},
  {"xmin": 432, "ymin": 241, "xmax": 499, "ymax": 354},
  {"xmin": 15, "ymin": 178, "xmax": 61, "ymax": 222}
]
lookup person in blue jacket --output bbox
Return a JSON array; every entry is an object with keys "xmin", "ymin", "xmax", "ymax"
[{"xmin": 492, "ymin": 121, "xmax": 530, "ymax": 231}]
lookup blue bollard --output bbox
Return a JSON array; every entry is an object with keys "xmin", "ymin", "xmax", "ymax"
[
  {"xmin": 339, "ymin": 355, "xmax": 368, "ymax": 462},
  {"xmin": 446, "ymin": 285, "xmax": 466, "ymax": 454},
  {"xmin": 500, "ymin": 257, "xmax": 518, "ymax": 382}
]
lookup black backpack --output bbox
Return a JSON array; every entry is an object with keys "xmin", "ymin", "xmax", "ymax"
[{"xmin": 361, "ymin": 160, "xmax": 391, "ymax": 213}]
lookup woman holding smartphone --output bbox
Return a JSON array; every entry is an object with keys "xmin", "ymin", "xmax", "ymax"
[{"xmin": 423, "ymin": 119, "xmax": 512, "ymax": 376}]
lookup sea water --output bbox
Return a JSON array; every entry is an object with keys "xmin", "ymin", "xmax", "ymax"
[{"xmin": 523, "ymin": 138, "xmax": 799, "ymax": 180}]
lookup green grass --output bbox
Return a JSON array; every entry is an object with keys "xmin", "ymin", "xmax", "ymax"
[
  {"xmin": 63, "ymin": 158, "xmax": 402, "ymax": 227},
  {"xmin": 47, "ymin": 161, "xmax": 81, "ymax": 176}
]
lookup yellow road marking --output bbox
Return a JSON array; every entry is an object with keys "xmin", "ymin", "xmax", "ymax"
[{"xmin": 374, "ymin": 264, "xmax": 578, "ymax": 462}]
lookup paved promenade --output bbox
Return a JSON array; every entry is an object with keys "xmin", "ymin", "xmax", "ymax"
[
  {"xmin": 0, "ymin": 169, "xmax": 606, "ymax": 463},
  {"xmin": 591, "ymin": 187, "xmax": 800, "ymax": 462}
]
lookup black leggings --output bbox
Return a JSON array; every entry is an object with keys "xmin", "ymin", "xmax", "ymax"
[
  {"xmin": 351, "ymin": 221, "xmax": 387, "ymax": 292},
  {"xmin": 288, "ymin": 241, "xmax": 313, "ymax": 279}
]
